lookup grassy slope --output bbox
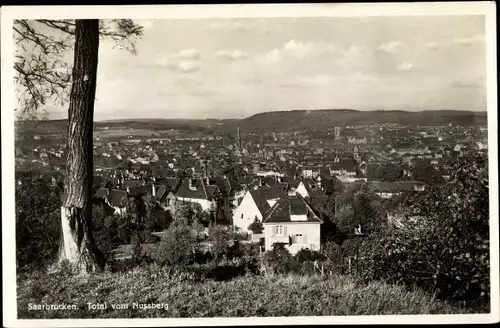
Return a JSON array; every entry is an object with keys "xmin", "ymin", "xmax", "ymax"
[{"xmin": 17, "ymin": 266, "xmax": 469, "ymax": 318}]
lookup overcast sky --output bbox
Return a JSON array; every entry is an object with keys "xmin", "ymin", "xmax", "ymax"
[{"xmin": 42, "ymin": 15, "xmax": 486, "ymax": 120}]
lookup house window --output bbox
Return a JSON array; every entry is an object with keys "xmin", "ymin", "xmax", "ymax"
[
  {"xmin": 292, "ymin": 234, "xmax": 303, "ymax": 244},
  {"xmin": 275, "ymin": 225, "xmax": 284, "ymax": 236},
  {"xmin": 241, "ymin": 214, "xmax": 243, "ymax": 219}
]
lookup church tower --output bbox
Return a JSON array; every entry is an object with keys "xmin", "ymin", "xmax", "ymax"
[
  {"xmin": 334, "ymin": 126, "xmax": 341, "ymax": 140},
  {"xmin": 237, "ymin": 127, "xmax": 242, "ymax": 151},
  {"xmin": 353, "ymin": 144, "xmax": 359, "ymax": 160}
]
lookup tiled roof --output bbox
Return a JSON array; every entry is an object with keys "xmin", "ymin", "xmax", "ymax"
[
  {"xmin": 256, "ymin": 186, "xmax": 285, "ymax": 200},
  {"xmin": 263, "ymin": 193, "xmax": 323, "ymax": 224},
  {"xmin": 128, "ymin": 185, "xmax": 149, "ymax": 197},
  {"xmin": 210, "ymin": 177, "xmax": 244, "ymax": 195},
  {"xmin": 330, "ymin": 159, "xmax": 358, "ymax": 172},
  {"xmin": 108, "ymin": 189, "xmax": 128, "ymax": 207},
  {"xmin": 237, "ymin": 176, "xmax": 255, "ymax": 186},
  {"xmin": 175, "ymin": 178, "xmax": 218, "ymax": 200},
  {"xmin": 282, "ymin": 176, "xmax": 301, "ymax": 189},
  {"xmin": 94, "ymin": 187, "xmax": 109, "ymax": 199},
  {"xmin": 248, "ymin": 189, "xmax": 272, "ymax": 216},
  {"xmin": 156, "ymin": 177, "xmax": 181, "ymax": 191},
  {"xmin": 155, "ymin": 184, "xmax": 168, "ymax": 201}
]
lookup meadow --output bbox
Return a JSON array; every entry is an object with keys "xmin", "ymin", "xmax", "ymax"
[{"xmin": 17, "ymin": 265, "xmax": 469, "ymax": 319}]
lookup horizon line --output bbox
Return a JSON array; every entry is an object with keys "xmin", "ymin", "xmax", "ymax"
[{"xmin": 35, "ymin": 108, "xmax": 488, "ymax": 123}]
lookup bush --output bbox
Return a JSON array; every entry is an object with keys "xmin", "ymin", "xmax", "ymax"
[
  {"xmin": 247, "ymin": 217, "xmax": 263, "ymax": 234},
  {"xmin": 207, "ymin": 226, "xmax": 232, "ymax": 262},
  {"xmin": 263, "ymin": 244, "xmax": 297, "ymax": 274},
  {"xmin": 357, "ymin": 155, "xmax": 490, "ymax": 310},
  {"xmin": 16, "ymin": 178, "xmax": 61, "ymax": 270},
  {"xmin": 154, "ymin": 220, "xmax": 198, "ymax": 267},
  {"xmin": 294, "ymin": 249, "xmax": 325, "ymax": 263}
]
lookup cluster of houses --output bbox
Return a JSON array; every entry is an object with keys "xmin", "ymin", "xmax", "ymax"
[
  {"xmin": 15, "ymin": 123, "xmax": 488, "ymax": 255},
  {"xmin": 86, "ymin": 157, "xmax": 430, "ymax": 255}
]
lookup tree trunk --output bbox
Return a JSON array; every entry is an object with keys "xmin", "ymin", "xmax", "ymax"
[{"xmin": 58, "ymin": 20, "xmax": 105, "ymax": 274}]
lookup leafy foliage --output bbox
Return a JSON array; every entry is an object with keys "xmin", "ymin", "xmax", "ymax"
[
  {"xmin": 357, "ymin": 154, "xmax": 490, "ymax": 308},
  {"xmin": 375, "ymin": 163, "xmax": 404, "ymax": 182},
  {"xmin": 263, "ymin": 244, "xmax": 296, "ymax": 274},
  {"xmin": 154, "ymin": 220, "xmax": 198, "ymax": 267},
  {"xmin": 14, "ymin": 19, "xmax": 144, "ymax": 116},
  {"xmin": 411, "ymin": 160, "xmax": 445, "ymax": 185},
  {"xmin": 15, "ymin": 177, "xmax": 61, "ymax": 269},
  {"xmin": 247, "ymin": 217, "xmax": 264, "ymax": 234}
]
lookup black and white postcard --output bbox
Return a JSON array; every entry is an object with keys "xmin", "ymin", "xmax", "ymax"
[{"xmin": 1, "ymin": 2, "xmax": 498, "ymax": 327}]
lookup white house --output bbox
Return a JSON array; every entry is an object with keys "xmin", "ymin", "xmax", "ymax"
[
  {"xmin": 232, "ymin": 186, "xmax": 284, "ymax": 231},
  {"xmin": 262, "ymin": 193, "xmax": 323, "ymax": 255},
  {"xmin": 94, "ymin": 188, "xmax": 128, "ymax": 218},
  {"xmin": 174, "ymin": 177, "xmax": 220, "ymax": 211}
]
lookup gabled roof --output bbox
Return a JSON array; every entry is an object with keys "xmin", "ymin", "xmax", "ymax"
[
  {"xmin": 175, "ymin": 178, "xmax": 218, "ymax": 200},
  {"xmin": 282, "ymin": 176, "xmax": 301, "ymax": 189},
  {"xmin": 248, "ymin": 189, "xmax": 272, "ymax": 217},
  {"xmin": 128, "ymin": 185, "xmax": 149, "ymax": 197},
  {"xmin": 155, "ymin": 184, "xmax": 168, "ymax": 201},
  {"xmin": 255, "ymin": 186, "xmax": 285, "ymax": 200},
  {"xmin": 94, "ymin": 187, "xmax": 110, "ymax": 199},
  {"xmin": 210, "ymin": 176, "xmax": 244, "ymax": 195},
  {"xmin": 156, "ymin": 177, "xmax": 181, "ymax": 192},
  {"xmin": 237, "ymin": 176, "xmax": 255, "ymax": 186},
  {"xmin": 263, "ymin": 193, "xmax": 323, "ymax": 224},
  {"xmin": 330, "ymin": 159, "xmax": 358, "ymax": 172},
  {"xmin": 108, "ymin": 189, "xmax": 128, "ymax": 207}
]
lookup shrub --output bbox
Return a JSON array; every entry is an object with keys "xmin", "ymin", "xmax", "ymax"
[
  {"xmin": 207, "ymin": 226, "xmax": 232, "ymax": 262},
  {"xmin": 294, "ymin": 249, "xmax": 325, "ymax": 263},
  {"xmin": 263, "ymin": 244, "xmax": 297, "ymax": 274},
  {"xmin": 154, "ymin": 220, "xmax": 198, "ymax": 267},
  {"xmin": 357, "ymin": 155, "xmax": 490, "ymax": 310},
  {"xmin": 247, "ymin": 217, "xmax": 263, "ymax": 234},
  {"xmin": 16, "ymin": 178, "xmax": 61, "ymax": 270}
]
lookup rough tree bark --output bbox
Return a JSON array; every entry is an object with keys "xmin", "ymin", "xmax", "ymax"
[{"xmin": 58, "ymin": 20, "xmax": 105, "ymax": 273}]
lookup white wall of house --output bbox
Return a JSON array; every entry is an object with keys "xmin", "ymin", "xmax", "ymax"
[
  {"xmin": 263, "ymin": 222, "xmax": 321, "ymax": 255},
  {"xmin": 296, "ymin": 182, "xmax": 309, "ymax": 198},
  {"xmin": 232, "ymin": 192, "xmax": 263, "ymax": 231},
  {"xmin": 375, "ymin": 191, "xmax": 401, "ymax": 199},
  {"xmin": 112, "ymin": 206, "xmax": 127, "ymax": 218},
  {"xmin": 177, "ymin": 197, "xmax": 213, "ymax": 211}
]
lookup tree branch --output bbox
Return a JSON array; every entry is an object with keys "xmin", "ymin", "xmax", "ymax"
[{"xmin": 14, "ymin": 19, "xmax": 144, "ymax": 117}]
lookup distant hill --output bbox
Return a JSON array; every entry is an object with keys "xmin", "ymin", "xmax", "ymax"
[
  {"xmin": 239, "ymin": 109, "xmax": 488, "ymax": 132},
  {"xmin": 16, "ymin": 118, "xmax": 239, "ymax": 136},
  {"xmin": 16, "ymin": 109, "xmax": 487, "ymax": 136}
]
